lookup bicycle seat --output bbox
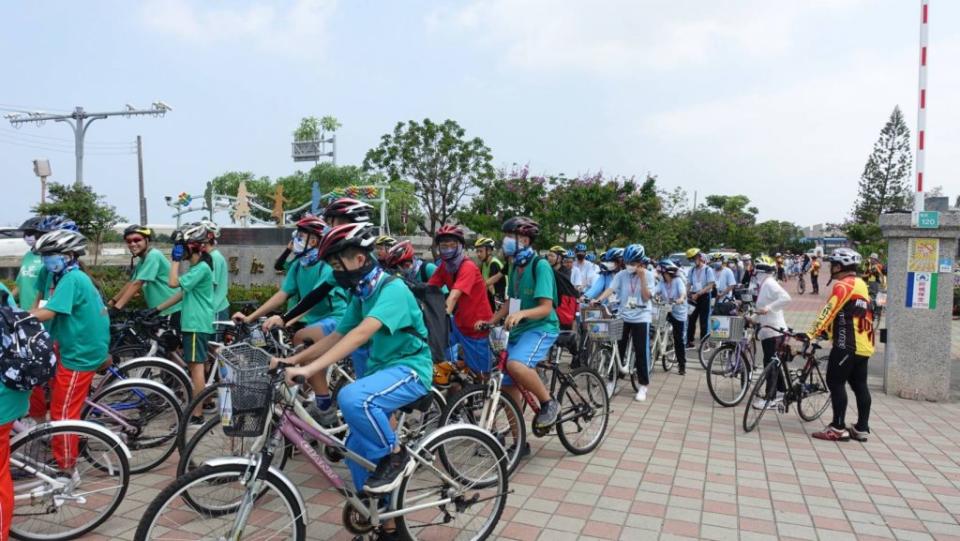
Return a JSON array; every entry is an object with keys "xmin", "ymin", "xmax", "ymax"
[{"xmin": 398, "ymin": 394, "xmax": 434, "ymax": 414}]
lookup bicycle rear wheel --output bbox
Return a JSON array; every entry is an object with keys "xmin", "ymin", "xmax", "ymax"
[
  {"xmin": 797, "ymin": 356, "xmax": 831, "ymax": 422},
  {"xmin": 743, "ymin": 361, "xmax": 779, "ymax": 433},
  {"xmin": 594, "ymin": 346, "xmax": 619, "ymax": 398},
  {"xmin": 661, "ymin": 327, "xmax": 676, "ymax": 373},
  {"xmin": 706, "ymin": 344, "xmax": 749, "ymax": 407},
  {"xmin": 556, "ymin": 367, "xmax": 609, "ymax": 455},
  {"xmin": 177, "ymin": 383, "xmax": 224, "ymax": 450},
  {"xmin": 398, "ymin": 426, "xmax": 508, "ymax": 541},
  {"xmin": 134, "ymin": 462, "xmax": 305, "ymax": 541},
  {"xmin": 11, "ymin": 423, "xmax": 130, "ymax": 541}
]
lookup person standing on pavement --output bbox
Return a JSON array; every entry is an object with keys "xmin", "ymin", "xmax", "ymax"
[
  {"xmin": 572, "ymin": 243, "xmax": 597, "ymax": 293},
  {"xmin": 200, "ymin": 220, "xmax": 231, "ymax": 322},
  {"xmin": 809, "ymin": 255, "xmax": 821, "ymax": 295},
  {"xmin": 12, "ymin": 216, "xmax": 45, "ymax": 311},
  {"xmin": 809, "ymin": 248, "xmax": 874, "ymax": 442},
  {"xmin": 656, "ymin": 259, "xmax": 688, "ymax": 375},
  {"xmin": 685, "ymin": 248, "xmax": 715, "ymax": 347},
  {"xmin": 751, "ymin": 256, "xmax": 791, "ymax": 409}
]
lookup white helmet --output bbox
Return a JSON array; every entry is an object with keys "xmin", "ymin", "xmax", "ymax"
[
  {"xmin": 181, "ymin": 223, "xmax": 209, "ymax": 244},
  {"xmin": 33, "ymin": 230, "xmax": 87, "ymax": 256},
  {"xmin": 199, "ymin": 219, "xmax": 220, "ymax": 239}
]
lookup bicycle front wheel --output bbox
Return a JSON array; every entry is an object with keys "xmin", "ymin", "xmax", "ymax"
[
  {"xmin": 11, "ymin": 423, "xmax": 130, "ymax": 541},
  {"xmin": 594, "ymin": 345, "xmax": 619, "ymax": 398},
  {"xmin": 134, "ymin": 462, "xmax": 305, "ymax": 541},
  {"xmin": 661, "ymin": 328, "xmax": 676, "ymax": 373},
  {"xmin": 439, "ymin": 384, "xmax": 526, "ymax": 480},
  {"xmin": 556, "ymin": 367, "xmax": 609, "ymax": 455},
  {"xmin": 706, "ymin": 344, "xmax": 748, "ymax": 407},
  {"xmin": 397, "ymin": 426, "xmax": 508, "ymax": 541},
  {"xmin": 743, "ymin": 361, "xmax": 779, "ymax": 433},
  {"xmin": 797, "ymin": 355, "xmax": 831, "ymax": 422},
  {"xmin": 698, "ymin": 335, "xmax": 718, "ymax": 370}
]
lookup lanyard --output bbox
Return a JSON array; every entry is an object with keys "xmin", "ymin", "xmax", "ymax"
[{"xmin": 628, "ymin": 272, "xmax": 639, "ymax": 295}]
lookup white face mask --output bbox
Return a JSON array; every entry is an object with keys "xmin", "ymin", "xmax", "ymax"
[
  {"xmin": 625, "ymin": 265, "xmax": 637, "ymax": 273},
  {"xmin": 23, "ymin": 235, "xmax": 36, "ymax": 248}
]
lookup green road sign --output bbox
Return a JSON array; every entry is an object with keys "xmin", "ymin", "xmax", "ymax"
[{"xmin": 918, "ymin": 211, "xmax": 940, "ymax": 229}]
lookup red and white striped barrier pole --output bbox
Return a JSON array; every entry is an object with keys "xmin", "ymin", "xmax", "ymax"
[{"xmin": 914, "ymin": 0, "xmax": 929, "ymax": 216}]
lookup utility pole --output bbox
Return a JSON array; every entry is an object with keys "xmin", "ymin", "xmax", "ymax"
[
  {"xmin": 137, "ymin": 135, "xmax": 147, "ymax": 225},
  {"xmin": 4, "ymin": 102, "xmax": 173, "ymax": 187}
]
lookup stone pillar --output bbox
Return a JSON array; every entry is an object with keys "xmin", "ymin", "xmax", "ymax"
[{"xmin": 879, "ymin": 211, "xmax": 958, "ymax": 401}]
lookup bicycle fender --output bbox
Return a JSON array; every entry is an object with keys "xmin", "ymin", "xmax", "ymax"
[
  {"xmin": 11, "ymin": 419, "xmax": 133, "ymax": 459},
  {"xmin": 413, "ymin": 423, "xmax": 504, "ymax": 456},
  {"xmin": 118, "ymin": 357, "xmax": 190, "ymax": 381},
  {"xmin": 94, "ymin": 377, "xmax": 180, "ymax": 404},
  {"xmin": 203, "ymin": 457, "xmax": 307, "ymax": 522}
]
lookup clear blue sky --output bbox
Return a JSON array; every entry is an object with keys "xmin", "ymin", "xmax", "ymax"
[{"xmin": 2, "ymin": 0, "xmax": 957, "ymax": 229}]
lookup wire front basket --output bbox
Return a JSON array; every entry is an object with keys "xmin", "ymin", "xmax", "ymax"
[
  {"xmin": 709, "ymin": 316, "xmax": 746, "ymax": 342},
  {"xmin": 585, "ymin": 319, "xmax": 624, "ymax": 342},
  {"xmin": 217, "ymin": 343, "xmax": 274, "ymax": 437},
  {"xmin": 652, "ymin": 305, "xmax": 670, "ymax": 327}
]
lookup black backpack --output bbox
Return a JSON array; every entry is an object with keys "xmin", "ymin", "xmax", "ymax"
[
  {"xmin": 385, "ymin": 276, "xmax": 451, "ymax": 364},
  {"xmin": 0, "ymin": 292, "xmax": 57, "ymax": 391}
]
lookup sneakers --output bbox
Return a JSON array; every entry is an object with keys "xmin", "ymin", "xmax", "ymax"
[
  {"xmin": 634, "ymin": 386, "xmax": 647, "ymax": 402},
  {"xmin": 533, "ymin": 399, "xmax": 559, "ymax": 430},
  {"xmin": 677, "ymin": 367, "xmax": 686, "ymax": 376},
  {"xmin": 507, "ymin": 441, "xmax": 531, "ymax": 460},
  {"xmin": 848, "ymin": 425, "xmax": 870, "ymax": 442},
  {"xmin": 364, "ymin": 448, "xmax": 416, "ymax": 494},
  {"xmin": 189, "ymin": 415, "xmax": 205, "ymax": 426},
  {"xmin": 373, "ymin": 528, "xmax": 402, "ymax": 541},
  {"xmin": 306, "ymin": 402, "xmax": 340, "ymax": 428},
  {"xmin": 751, "ymin": 393, "xmax": 783, "ymax": 410},
  {"xmin": 812, "ymin": 426, "xmax": 851, "ymax": 441}
]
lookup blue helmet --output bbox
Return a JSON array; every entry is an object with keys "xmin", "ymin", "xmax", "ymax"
[
  {"xmin": 564, "ymin": 249, "xmax": 575, "ymax": 260},
  {"xmin": 623, "ymin": 244, "xmax": 646, "ymax": 264},
  {"xmin": 601, "ymin": 247, "xmax": 623, "ymax": 262},
  {"xmin": 658, "ymin": 258, "xmax": 680, "ymax": 274},
  {"xmin": 37, "ymin": 215, "xmax": 78, "ymax": 233},
  {"xmin": 574, "ymin": 243, "xmax": 587, "ymax": 253},
  {"xmin": 585, "ymin": 253, "xmax": 596, "ymax": 262}
]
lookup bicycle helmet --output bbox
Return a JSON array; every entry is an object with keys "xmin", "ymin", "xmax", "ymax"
[
  {"xmin": 323, "ymin": 198, "xmax": 374, "ymax": 223},
  {"xmin": 123, "ymin": 224, "xmax": 154, "ymax": 239},
  {"xmin": 601, "ymin": 247, "xmax": 624, "ymax": 262},
  {"xmin": 549, "ymin": 245, "xmax": 566, "ymax": 256},
  {"xmin": 474, "ymin": 237, "xmax": 495, "ymax": 249},
  {"xmin": 33, "ymin": 230, "xmax": 87, "ymax": 256},
  {"xmin": 623, "ymin": 244, "xmax": 646, "ymax": 264},
  {"xmin": 295, "ymin": 215, "xmax": 329, "ymax": 238},
  {"xmin": 685, "ymin": 247, "xmax": 700, "ymax": 260},
  {"xmin": 383, "ymin": 240, "xmax": 416, "ymax": 268},
  {"xmin": 436, "ymin": 224, "xmax": 465, "ymax": 244},
  {"xmin": 37, "ymin": 215, "xmax": 79, "ymax": 233},
  {"xmin": 825, "ymin": 248, "xmax": 861, "ymax": 271},
  {"xmin": 586, "ymin": 253, "xmax": 597, "ymax": 262},
  {"xmin": 317, "ymin": 223, "xmax": 377, "ymax": 260},
  {"xmin": 754, "ymin": 255, "xmax": 776, "ymax": 273},
  {"xmin": 658, "ymin": 258, "xmax": 679, "ymax": 275},
  {"xmin": 565, "ymin": 249, "xmax": 575, "ymax": 260},
  {"xmin": 726, "ymin": 254, "xmax": 739, "ymax": 263},
  {"xmin": 19, "ymin": 216, "xmax": 44, "ymax": 234},
  {"xmin": 501, "ymin": 216, "xmax": 540, "ymax": 238},
  {"xmin": 375, "ymin": 235, "xmax": 397, "ymax": 247},
  {"xmin": 574, "ymin": 243, "xmax": 587, "ymax": 253},
  {"xmin": 181, "ymin": 223, "xmax": 209, "ymax": 244},
  {"xmin": 199, "ymin": 219, "xmax": 221, "ymax": 239}
]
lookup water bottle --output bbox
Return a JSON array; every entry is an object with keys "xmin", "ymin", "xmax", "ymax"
[{"xmin": 250, "ymin": 326, "xmax": 267, "ymax": 348}]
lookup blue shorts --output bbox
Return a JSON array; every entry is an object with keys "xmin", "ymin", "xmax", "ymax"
[
  {"xmin": 503, "ymin": 331, "xmax": 558, "ymax": 386},
  {"xmin": 307, "ymin": 317, "xmax": 338, "ymax": 336},
  {"xmin": 447, "ymin": 324, "xmax": 492, "ymax": 374}
]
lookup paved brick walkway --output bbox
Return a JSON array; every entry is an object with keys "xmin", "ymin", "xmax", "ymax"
[{"xmin": 94, "ymin": 286, "xmax": 960, "ymax": 540}]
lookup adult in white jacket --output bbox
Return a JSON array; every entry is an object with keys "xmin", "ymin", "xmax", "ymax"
[{"xmin": 752, "ymin": 255, "xmax": 792, "ymax": 409}]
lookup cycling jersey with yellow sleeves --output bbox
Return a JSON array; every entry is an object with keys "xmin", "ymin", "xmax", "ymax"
[{"xmin": 809, "ymin": 275, "xmax": 875, "ymax": 356}]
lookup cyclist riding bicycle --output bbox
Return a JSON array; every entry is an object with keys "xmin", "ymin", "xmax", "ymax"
[
  {"xmin": 572, "ymin": 242, "xmax": 598, "ymax": 292},
  {"xmin": 108, "ymin": 224, "xmax": 184, "ymax": 325},
  {"xmin": 593, "ymin": 244, "xmax": 655, "ymax": 401},
  {"xmin": 546, "ymin": 245, "xmax": 566, "ymax": 271},
  {"xmin": 277, "ymin": 223, "xmax": 433, "ymax": 505},
  {"xmin": 474, "ymin": 237, "xmax": 506, "ymax": 312},
  {"xmin": 810, "ymin": 248, "xmax": 875, "ymax": 442},
  {"xmin": 426, "ymin": 225, "xmax": 493, "ymax": 375},
  {"xmin": 382, "ymin": 240, "xmax": 436, "ymax": 284},
  {"xmin": 656, "ymin": 259, "xmax": 688, "ymax": 375},
  {"xmin": 199, "ymin": 220, "xmax": 231, "ymax": 321},
  {"xmin": 374, "ymin": 235, "xmax": 397, "ymax": 262},
  {"xmin": 28, "ymin": 230, "xmax": 110, "ymax": 467},
  {"xmin": 685, "ymin": 248, "xmax": 716, "ymax": 347},
  {"xmin": 476, "ymin": 216, "xmax": 561, "ymax": 438},
  {"xmin": 751, "ymin": 255, "xmax": 792, "ymax": 410},
  {"xmin": 562, "ymin": 249, "xmax": 581, "ymax": 285},
  {"xmin": 583, "ymin": 248, "xmax": 623, "ymax": 310},
  {"xmin": 713, "ymin": 254, "xmax": 738, "ymax": 304}
]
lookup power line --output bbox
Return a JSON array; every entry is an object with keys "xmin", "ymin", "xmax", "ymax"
[
  {"xmin": 0, "ymin": 103, "xmax": 72, "ymax": 114},
  {"xmin": 4, "ymin": 103, "xmax": 172, "ymax": 186},
  {"xmin": 0, "ymin": 128, "xmax": 134, "ymax": 147}
]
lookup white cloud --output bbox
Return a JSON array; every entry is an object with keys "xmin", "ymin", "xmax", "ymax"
[
  {"xmin": 428, "ymin": 0, "xmax": 866, "ymax": 73},
  {"xmin": 139, "ymin": 0, "xmax": 336, "ymax": 57}
]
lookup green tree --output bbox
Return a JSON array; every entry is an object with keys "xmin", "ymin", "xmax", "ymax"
[
  {"xmin": 33, "ymin": 182, "xmax": 123, "ymax": 264},
  {"xmin": 853, "ymin": 106, "xmax": 913, "ymax": 223},
  {"xmin": 458, "ymin": 165, "xmax": 553, "ymax": 243},
  {"xmin": 363, "ymin": 119, "xmax": 495, "ymax": 238}
]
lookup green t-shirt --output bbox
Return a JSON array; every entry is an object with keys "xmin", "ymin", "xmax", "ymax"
[
  {"xmin": 15, "ymin": 251, "xmax": 43, "ymax": 310},
  {"xmin": 132, "ymin": 249, "xmax": 181, "ymax": 315},
  {"xmin": 281, "ymin": 260, "xmax": 347, "ymax": 325},
  {"xmin": 336, "ymin": 277, "xmax": 432, "ymax": 389},
  {"xmin": 45, "ymin": 270, "xmax": 110, "ymax": 371},
  {"xmin": 507, "ymin": 257, "xmax": 560, "ymax": 339},
  {"xmin": 179, "ymin": 261, "xmax": 215, "ymax": 334},
  {"xmin": 210, "ymin": 249, "xmax": 230, "ymax": 314}
]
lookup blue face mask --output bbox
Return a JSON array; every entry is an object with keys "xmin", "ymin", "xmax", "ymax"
[
  {"xmin": 439, "ymin": 246, "xmax": 461, "ymax": 261},
  {"xmin": 502, "ymin": 237, "xmax": 518, "ymax": 257},
  {"xmin": 300, "ymin": 248, "xmax": 320, "ymax": 266},
  {"xmin": 292, "ymin": 236, "xmax": 307, "ymax": 255},
  {"xmin": 42, "ymin": 255, "xmax": 69, "ymax": 274}
]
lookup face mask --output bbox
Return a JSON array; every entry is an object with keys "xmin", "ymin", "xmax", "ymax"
[
  {"xmin": 334, "ymin": 258, "xmax": 377, "ymax": 292},
  {"xmin": 439, "ymin": 246, "xmax": 461, "ymax": 261},
  {"xmin": 625, "ymin": 265, "xmax": 637, "ymax": 273},
  {"xmin": 292, "ymin": 236, "xmax": 307, "ymax": 255},
  {"xmin": 502, "ymin": 236, "xmax": 518, "ymax": 257},
  {"xmin": 301, "ymin": 248, "xmax": 320, "ymax": 266},
  {"xmin": 42, "ymin": 255, "xmax": 69, "ymax": 274},
  {"xmin": 23, "ymin": 235, "xmax": 36, "ymax": 248},
  {"xmin": 712, "ymin": 262, "xmax": 722, "ymax": 270},
  {"xmin": 576, "ymin": 253, "xmax": 585, "ymax": 261}
]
